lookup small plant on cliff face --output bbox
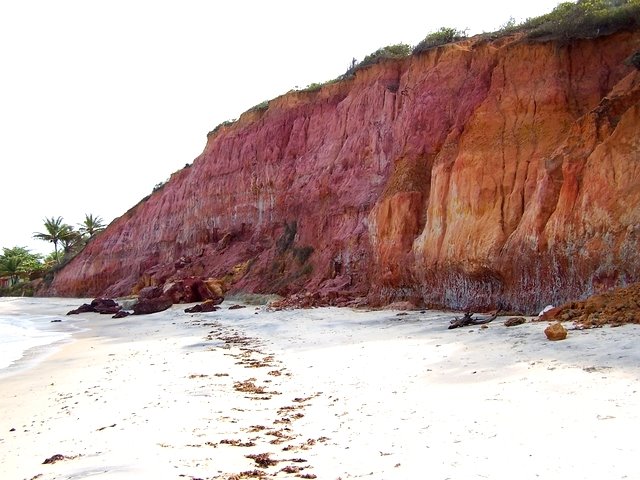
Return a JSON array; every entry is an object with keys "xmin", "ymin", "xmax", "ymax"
[{"xmin": 412, "ymin": 27, "xmax": 468, "ymax": 54}]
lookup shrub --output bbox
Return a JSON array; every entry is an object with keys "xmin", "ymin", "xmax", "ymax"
[
  {"xmin": 522, "ymin": 0, "xmax": 640, "ymax": 41},
  {"xmin": 344, "ymin": 43, "xmax": 412, "ymax": 77},
  {"xmin": 413, "ymin": 27, "xmax": 468, "ymax": 54},
  {"xmin": 248, "ymin": 100, "xmax": 270, "ymax": 113},
  {"xmin": 0, "ymin": 282, "xmax": 35, "ymax": 297},
  {"xmin": 207, "ymin": 119, "xmax": 236, "ymax": 137}
]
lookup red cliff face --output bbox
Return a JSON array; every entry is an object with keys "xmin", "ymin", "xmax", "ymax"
[{"xmin": 47, "ymin": 32, "xmax": 640, "ymax": 313}]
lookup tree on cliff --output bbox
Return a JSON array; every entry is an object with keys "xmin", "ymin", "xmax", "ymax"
[
  {"xmin": 33, "ymin": 216, "xmax": 67, "ymax": 263},
  {"xmin": 59, "ymin": 226, "xmax": 83, "ymax": 256},
  {"xmin": 78, "ymin": 213, "xmax": 105, "ymax": 238}
]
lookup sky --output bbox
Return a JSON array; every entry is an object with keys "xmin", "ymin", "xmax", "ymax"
[{"xmin": 0, "ymin": 0, "xmax": 563, "ymax": 256}]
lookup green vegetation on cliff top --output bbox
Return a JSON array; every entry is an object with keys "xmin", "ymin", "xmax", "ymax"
[{"xmin": 207, "ymin": 0, "xmax": 639, "ymax": 137}]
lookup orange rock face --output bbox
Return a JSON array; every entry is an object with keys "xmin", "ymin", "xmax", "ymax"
[{"xmin": 46, "ymin": 32, "xmax": 640, "ymax": 313}]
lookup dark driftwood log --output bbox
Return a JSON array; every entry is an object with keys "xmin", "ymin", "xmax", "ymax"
[{"xmin": 448, "ymin": 312, "xmax": 498, "ymax": 329}]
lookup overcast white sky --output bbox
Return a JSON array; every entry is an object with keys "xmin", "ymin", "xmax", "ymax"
[{"xmin": 0, "ymin": 0, "xmax": 562, "ymax": 256}]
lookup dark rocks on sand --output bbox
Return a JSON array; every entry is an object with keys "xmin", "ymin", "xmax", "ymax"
[
  {"xmin": 504, "ymin": 317, "xmax": 526, "ymax": 327},
  {"xmin": 66, "ymin": 303, "xmax": 94, "ymax": 315},
  {"xmin": 91, "ymin": 298, "xmax": 121, "ymax": 315},
  {"xmin": 67, "ymin": 298, "xmax": 121, "ymax": 315},
  {"xmin": 42, "ymin": 454, "xmax": 66, "ymax": 464},
  {"xmin": 112, "ymin": 310, "xmax": 131, "ymax": 319},
  {"xmin": 184, "ymin": 300, "xmax": 220, "ymax": 313},
  {"xmin": 132, "ymin": 297, "xmax": 173, "ymax": 315},
  {"xmin": 228, "ymin": 304, "xmax": 246, "ymax": 310}
]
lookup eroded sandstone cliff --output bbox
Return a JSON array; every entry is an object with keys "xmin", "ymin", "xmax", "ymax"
[{"xmin": 47, "ymin": 31, "xmax": 640, "ymax": 313}]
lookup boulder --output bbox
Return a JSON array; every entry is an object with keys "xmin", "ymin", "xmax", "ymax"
[
  {"xmin": 544, "ymin": 322, "xmax": 568, "ymax": 341},
  {"xmin": 539, "ymin": 306, "xmax": 562, "ymax": 322},
  {"xmin": 138, "ymin": 286, "xmax": 163, "ymax": 300},
  {"xmin": 505, "ymin": 317, "xmax": 526, "ymax": 327},
  {"xmin": 91, "ymin": 298, "xmax": 121, "ymax": 315},
  {"xmin": 66, "ymin": 298, "xmax": 121, "ymax": 315},
  {"xmin": 184, "ymin": 300, "xmax": 220, "ymax": 313},
  {"xmin": 112, "ymin": 310, "xmax": 131, "ymax": 319},
  {"xmin": 228, "ymin": 304, "xmax": 246, "ymax": 310},
  {"xmin": 132, "ymin": 297, "xmax": 172, "ymax": 315},
  {"xmin": 164, "ymin": 277, "xmax": 224, "ymax": 304}
]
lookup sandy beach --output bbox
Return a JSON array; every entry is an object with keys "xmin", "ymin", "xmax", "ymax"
[{"xmin": 1, "ymin": 298, "xmax": 639, "ymax": 480}]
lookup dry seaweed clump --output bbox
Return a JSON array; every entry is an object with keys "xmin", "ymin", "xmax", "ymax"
[{"xmin": 541, "ymin": 282, "xmax": 640, "ymax": 328}]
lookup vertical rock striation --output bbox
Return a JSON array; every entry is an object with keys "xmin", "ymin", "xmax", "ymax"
[{"xmin": 47, "ymin": 32, "xmax": 640, "ymax": 313}]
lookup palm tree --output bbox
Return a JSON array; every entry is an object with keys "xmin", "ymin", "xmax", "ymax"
[
  {"xmin": 59, "ymin": 225, "xmax": 84, "ymax": 256},
  {"xmin": 78, "ymin": 213, "xmax": 106, "ymax": 238},
  {"xmin": 0, "ymin": 255, "xmax": 22, "ymax": 286},
  {"xmin": 33, "ymin": 216, "xmax": 66, "ymax": 263}
]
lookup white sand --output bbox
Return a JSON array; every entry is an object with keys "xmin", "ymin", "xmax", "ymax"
[{"xmin": 1, "ymin": 298, "xmax": 639, "ymax": 480}]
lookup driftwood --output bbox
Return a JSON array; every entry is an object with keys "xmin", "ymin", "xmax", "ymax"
[{"xmin": 448, "ymin": 311, "xmax": 498, "ymax": 329}]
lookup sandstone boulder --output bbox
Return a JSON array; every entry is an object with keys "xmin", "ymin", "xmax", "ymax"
[
  {"xmin": 544, "ymin": 322, "xmax": 568, "ymax": 341},
  {"xmin": 138, "ymin": 285, "xmax": 163, "ymax": 300},
  {"xmin": 505, "ymin": 317, "xmax": 526, "ymax": 327},
  {"xmin": 132, "ymin": 297, "xmax": 172, "ymax": 315}
]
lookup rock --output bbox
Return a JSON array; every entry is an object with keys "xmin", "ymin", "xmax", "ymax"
[
  {"xmin": 184, "ymin": 300, "xmax": 220, "ymax": 313},
  {"xmin": 66, "ymin": 303, "xmax": 94, "ymax": 315},
  {"xmin": 504, "ymin": 317, "xmax": 526, "ymax": 327},
  {"xmin": 45, "ymin": 32, "xmax": 640, "ymax": 315},
  {"xmin": 544, "ymin": 322, "xmax": 568, "ymax": 341},
  {"xmin": 66, "ymin": 298, "xmax": 121, "ymax": 315},
  {"xmin": 228, "ymin": 304, "xmax": 246, "ymax": 310},
  {"xmin": 539, "ymin": 306, "xmax": 562, "ymax": 321},
  {"xmin": 538, "ymin": 305, "xmax": 555, "ymax": 317},
  {"xmin": 112, "ymin": 310, "xmax": 130, "ymax": 319},
  {"xmin": 174, "ymin": 256, "xmax": 191, "ymax": 269},
  {"xmin": 43, "ymin": 454, "xmax": 66, "ymax": 464},
  {"xmin": 132, "ymin": 297, "xmax": 172, "ymax": 315},
  {"xmin": 138, "ymin": 285, "xmax": 163, "ymax": 300},
  {"xmin": 91, "ymin": 298, "xmax": 121, "ymax": 315},
  {"xmin": 163, "ymin": 277, "xmax": 224, "ymax": 304}
]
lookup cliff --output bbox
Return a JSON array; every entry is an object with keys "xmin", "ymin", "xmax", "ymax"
[{"xmin": 47, "ymin": 31, "xmax": 640, "ymax": 313}]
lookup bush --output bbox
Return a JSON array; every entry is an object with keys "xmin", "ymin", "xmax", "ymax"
[
  {"xmin": 248, "ymin": 100, "xmax": 270, "ymax": 113},
  {"xmin": 344, "ymin": 43, "xmax": 412, "ymax": 77},
  {"xmin": 0, "ymin": 282, "xmax": 35, "ymax": 297},
  {"xmin": 207, "ymin": 119, "xmax": 236, "ymax": 137},
  {"xmin": 522, "ymin": 0, "xmax": 640, "ymax": 41},
  {"xmin": 413, "ymin": 27, "xmax": 468, "ymax": 54}
]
